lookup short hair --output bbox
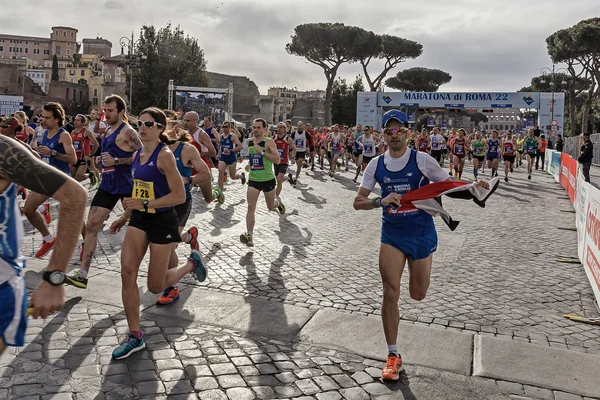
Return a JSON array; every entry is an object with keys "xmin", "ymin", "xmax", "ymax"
[
  {"xmin": 253, "ymin": 118, "xmax": 267, "ymax": 128},
  {"xmin": 42, "ymin": 102, "xmax": 66, "ymax": 126},
  {"xmin": 75, "ymin": 114, "xmax": 87, "ymax": 124},
  {"xmin": 104, "ymin": 94, "xmax": 127, "ymax": 113},
  {"xmin": 203, "ymin": 116, "xmax": 213, "ymax": 122},
  {"xmin": 184, "ymin": 111, "xmax": 199, "ymax": 122},
  {"xmin": 14, "ymin": 111, "xmax": 27, "ymax": 122}
]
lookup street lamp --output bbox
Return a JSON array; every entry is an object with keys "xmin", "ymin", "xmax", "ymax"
[
  {"xmin": 120, "ymin": 32, "xmax": 145, "ymax": 111},
  {"xmin": 540, "ymin": 64, "xmax": 568, "ymax": 130}
]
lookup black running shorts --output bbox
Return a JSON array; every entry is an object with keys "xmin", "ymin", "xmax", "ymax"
[
  {"xmin": 129, "ymin": 209, "xmax": 181, "ymax": 244},
  {"xmin": 274, "ymin": 164, "xmax": 288, "ymax": 176},
  {"xmin": 90, "ymin": 188, "xmax": 127, "ymax": 211},
  {"xmin": 174, "ymin": 197, "xmax": 193, "ymax": 227},
  {"xmin": 248, "ymin": 178, "xmax": 276, "ymax": 193}
]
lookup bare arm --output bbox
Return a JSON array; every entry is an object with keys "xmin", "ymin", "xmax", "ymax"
[
  {"xmin": 186, "ymin": 144, "xmax": 212, "ymax": 185},
  {"xmin": 200, "ymin": 132, "xmax": 217, "ymax": 158},
  {"xmin": 93, "ymin": 119, "xmax": 106, "ymax": 134},
  {"xmin": 232, "ymin": 135, "xmax": 242, "ymax": 152},
  {"xmin": 263, "ymin": 138, "xmax": 281, "ymax": 164},
  {"xmin": 288, "ymin": 137, "xmax": 297, "ymax": 160},
  {"xmin": 353, "ymin": 187, "xmax": 376, "ymax": 210},
  {"xmin": 110, "ymin": 127, "xmax": 142, "ymax": 166},
  {"xmin": 56, "ymin": 132, "xmax": 77, "ymax": 164},
  {"xmin": 85, "ymin": 129, "xmax": 99, "ymax": 155}
]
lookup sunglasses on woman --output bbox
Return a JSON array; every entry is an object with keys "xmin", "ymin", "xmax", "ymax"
[{"xmin": 138, "ymin": 120, "xmax": 164, "ymax": 128}]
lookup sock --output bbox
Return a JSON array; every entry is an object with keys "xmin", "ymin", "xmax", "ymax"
[
  {"xmin": 182, "ymin": 232, "xmax": 190, "ymax": 243},
  {"xmin": 130, "ymin": 331, "xmax": 143, "ymax": 339},
  {"xmin": 78, "ymin": 269, "xmax": 88, "ymax": 279},
  {"xmin": 492, "ymin": 168, "xmax": 496, "ymax": 176},
  {"xmin": 473, "ymin": 168, "xmax": 478, "ymax": 178},
  {"xmin": 248, "ymin": 231, "xmax": 253, "ymax": 237},
  {"xmin": 43, "ymin": 234, "xmax": 53, "ymax": 242},
  {"xmin": 387, "ymin": 344, "xmax": 400, "ymax": 357}
]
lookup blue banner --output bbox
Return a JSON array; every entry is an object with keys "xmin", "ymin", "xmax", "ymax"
[
  {"xmin": 427, "ymin": 118, "xmax": 435, "ymax": 127},
  {"xmin": 407, "ymin": 112, "xmax": 415, "ymax": 123}
]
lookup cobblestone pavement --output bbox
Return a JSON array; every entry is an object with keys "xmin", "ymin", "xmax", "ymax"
[
  {"xmin": 1, "ymin": 301, "xmax": 598, "ymax": 400},
  {"xmin": 18, "ymin": 157, "xmax": 600, "ymax": 354}
]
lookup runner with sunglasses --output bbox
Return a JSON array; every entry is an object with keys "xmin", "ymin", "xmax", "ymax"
[
  {"xmin": 67, "ymin": 95, "xmax": 141, "ymax": 289},
  {"xmin": 451, "ymin": 129, "xmax": 467, "ymax": 182},
  {"xmin": 217, "ymin": 121, "xmax": 245, "ymax": 191}
]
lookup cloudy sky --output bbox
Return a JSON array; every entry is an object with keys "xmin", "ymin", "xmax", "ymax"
[{"xmin": 3, "ymin": 0, "xmax": 599, "ymax": 94}]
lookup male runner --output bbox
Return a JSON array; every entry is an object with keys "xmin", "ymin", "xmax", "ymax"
[
  {"xmin": 273, "ymin": 122, "xmax": 296, "ymax": 199},
  {"xmin": 203, "ymin": 116, "xmax": 220, "ymax": 168},
  {"xmin": 67, "ymin": 95, "xmax": 141, "ymax": 289},
  {"xmin": 486, "ymin": 131, "xmax": 500, "ymax": 178},
  {"xmin": 501, "ymin": 130, "xmax": 516, "ymax": 182},
  {"xmin": 326, "ymin": 125, "xmax": 344, "ymax": 177},
  {"xmin": 22, "ymin": 103, "xmax": 77, "ymax": 258},
  {"xmin": 525, "ymin": 129, "xmax": 538, "ymax": 180},
  {"xmin": 88, "ymin": 108, "xmax": 107, "ymax": 189},
  {"xmin": 471, "ymin": 131, "xmax": 486, "ymax": 182},
  {"xmin": 306, "ymin": 123, "xmax": 318, "ymax": 171},
  {"xmin": 417, "ymin": 129, "xmax": 429, "ymax": 153},
  {"xmin": 217, "ymin": 121, "xmax": 245, "ymax": 190},
  {"xmin": 516, "ymin": 133, "xmax": 525, "ymax": 167},
  {"xmin": 240, "ymin": 118, "xmax": 285, "ymax": 247},
  {"xmin": 354, "ymin": 127, "xmax": 377, "ymax": 182},
  {"xmin": 289, "ymin": 121, "xmax": 309, "ymax": 186},
  {"xmin": 451, "ymin": 129, "xmax": 467, "ymax": 181},
  {"xmin": 70, "ymin": 114, "xmax": 99, "ymax": 182},
  {"xmin": 0, "ymin": 134, "xmax": 86, "ymax": 355},
  {"xmin": 429, "ymin": 127, "xmax": 446, "ymax": 167}
]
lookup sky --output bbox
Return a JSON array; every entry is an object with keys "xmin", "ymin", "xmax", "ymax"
[{"xmin": 3, "ymin": 0, "xmax": 600, "ymax": 94}]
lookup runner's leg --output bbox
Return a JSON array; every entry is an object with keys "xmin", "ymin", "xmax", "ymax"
[{"xmin": 245, "ymin": 187, "xmax": 261, "ymax": 236}]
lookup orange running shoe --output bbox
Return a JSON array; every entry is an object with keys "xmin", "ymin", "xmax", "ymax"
[
  {"xmin": 157, "ymin": 286, "xmax": 180, "ymax": 305},
  {"xmin": 35, "ymin": 238, "xmax": 55, "ymax": 258},
  {"xmin": 187, "ymin": 226, "xmax": 199, "ymax": 250},
  {"xmin": 381, "ymin": 353, "xmax": 404, "ymax": 381}
]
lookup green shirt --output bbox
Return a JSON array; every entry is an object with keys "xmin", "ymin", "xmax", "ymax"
[
  {"xmin": 473, "ymin": 139, "xmax": 485, "ymax": 156},
  {"xmin": 525, "ymin": 138, "xmax": 537, "ymax": 154},
  {"xmin": 248, "ymin": 139, "xmax": 275, "ymax": 182}
]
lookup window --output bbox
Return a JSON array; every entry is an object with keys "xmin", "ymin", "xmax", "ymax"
[
  {"xmin": 25, "ymin": 41, "xmax": 28, "ymax": 45},
  {"xmin": 93, "ymin": 98, "xmax": 98, "ymax": 106},
  {"xmin": 280, "ymin": 93, "xmax": 285, "ymax": 97},
  {"xmin": 34, "ymin": 41, "xmax": 39, "ymax": 46},
  {"xmin": 71, "ymin": 32, "xmax": 74, "ymax": 38},
  {"xmin": 25, "ymin": 48, "xmax": 28, "ymax": 54},
  {"xmin": 63, "ymin": 31, "xmax": 66, "ymax": 37},
  {"xmin": 44, "ymin": 49, "xmax": 49, "ymax": 55},
  {"xmin": 66, "ymin": 49, "xmax": 70, "ymax": 55},
  {"xmin": 93, "ymin": 88, "xmax": 98, "ymax": 96},
  {"xmin": 55, "ymin": 45, "xmax": 60, "ymax": 54},
  {"xmin": 67, "ymin": 42, "xmax": 71, "ymax": 47},
  {"xmin": 0, "ymin": 46, "xmax": 3, "ymax": 51},
  {"xmin": 70, "ymin": 78, "xmax": 74, "ymax": 83},
  {"xmin": 81, "ymin": 70, "xmax": 85, "ymax": 76},
  {"xmin": 34, "ymin": 49, "xmax": 39, "ymax": 54},
  {"xmin": 9, "ymin": 47, "xmax": 12, "ymax": 52}
]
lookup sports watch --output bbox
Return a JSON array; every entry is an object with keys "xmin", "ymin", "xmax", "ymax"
[
  {"xmin": 51, "ymin": 150, "xmax": 57, "ymax": 157},
  {"xmin": 142, "ymin": 200, "xmax": 149, "ymax": 212},
  {"xmin": 114, "ymin": 158, "xmax": 120, "ymax": 165},
  {"xmin": 43, "ymin": 270, "xmax": 67, "ymax": 286}
]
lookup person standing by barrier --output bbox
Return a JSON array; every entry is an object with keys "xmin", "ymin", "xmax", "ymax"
[
  {"xmin": 536, "ymin": 134, "xmax": 548, "ymax": 171},
  {"xmin": 578, "ymin": 132, "xmax": 593, "ymax": 183},
  {"xmin": 556, "ymin": 134, "xmax": 564, "ymax": 152}
]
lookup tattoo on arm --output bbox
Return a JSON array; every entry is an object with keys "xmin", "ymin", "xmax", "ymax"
[
  {"xmin": 127, "ymin": 129, "xmax": 143, "ymax": 150},
  {"xmin": 0, "ymin": 136, "xmax": 67, "ymax": 196},
  {"xmin": 119, "ymin": 156, "xmax": 135, "ymax": 165}
]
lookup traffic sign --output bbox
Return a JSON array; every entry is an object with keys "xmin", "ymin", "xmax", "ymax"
[{"xmin": 551, "ymin": 120, "xmax": 558, "ymax": 126}]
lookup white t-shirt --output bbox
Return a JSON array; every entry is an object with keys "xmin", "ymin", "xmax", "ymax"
[
  {"xmin": 88, "ymin": 121, "xmax": 106, "ymax": 136},
  {"xmin": 430, "ymin": 134, "xmax": 445, "ymax": 151},
  {"xmin": 361, "ymin": 150, "xmax": 450, "ymax": 191},
  {"xmin": 35, "ymin": 126, "xmax": 45, "ymax": 145}
]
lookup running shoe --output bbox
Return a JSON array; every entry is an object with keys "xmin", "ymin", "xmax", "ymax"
[
  {"xmin": 240, "ymin": 233, "xmax": 254, "ymax": 247},
  {"xmin": 504, "ymin": 177, "xmax": 508, "ymax": 182},
  {"xmin": 187, "ymin": 226, "xmax": 199, "ymax": 250},
  {"xmin": 157, "ymin": 286, "xmax": 180, "ymax": 305},
  {"xmin": 353, "ymin": 178, "xmax": 357, "ymax": 183},
  {"xmin": 449, "ymin": 171, "xmax": 453, "ymax": 176},
  {"xmin": 212, "ymin": 187, "xmax": 225, "ymax": 205},
  {"xmin": 528, "ymin": 175, "xmax": 531, "ymax": 180},
  {"xmin": 381, "ymin": 353, "xmax": 404, "ymax": 381},
  {"xmin": 241, "ymin": 172, "xmax": 246, "ymax": 185},
  {"xmin": 43, "ymin": 203, "xmax": 51, "ymax": 224},
  {"xmin": 245, "ymin": 164, "xmax": 251, "ymax": 172},
  {"xmin": 87, "ymin": 181, "xmax": 95, "ymax": 190},
  {"xmin": 329, "ymin": 171, "xmax": 334, "ymax": 177},
  {"xmin": 66, "ymin": 268, "xmax": 88, "ymax": 289},
  {"xmin": 277, "ymin": 201, "xmax": 286, "ymax": 215},
  {"xmin": 345, "ymin": 167, "xmax": 349, "ymax": 172},
  {"xmin": 112, "ymin": 333, "xmax": 145, "ymax": 360},
  {"xmin": 311, "ymin": 165, "xmax": 315, "ymax": 171},
  {"xmin": 189, "ymin": 249, "xmax": 207, "ymax": 282},
  {"xmin": 35, "ymin": 238, "xmax": 55, "ymax": 258},
  {"xmin": 79, "ymin": 243, "xmax": 85, "ymax": 261},
  {"xmin": 287, "ymin": 173, "xmax": 294, "ymax": 186}
]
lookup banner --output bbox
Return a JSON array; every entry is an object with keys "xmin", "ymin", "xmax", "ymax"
[
  {"xmin": 575, "ymin": 169, "xmax": 590, "ymax": 260},
  {"xmin": 427, "ymin": 118, "xmax": 435, "ymax": 127},
  {"xmin": 379, "ymin": 91, "xmax": 540, "ymax": 109},
  {"xmin": 560, "ymin": 153, "xmax": 577, "ymax": 204},
  {"xmin": 544, "ymin": 149, "xmax": 552, "ymax": 172},
  {"xmin": 549, "ymin": 150, "xmax": 561, "ymax": 182},
  {"xmin": 175, "ymin": 90, "xmax": 229, "ymax": 125},
  {"xmin": 525, "ymin": 117, "xmax": 535, "ymax": 128},
  {"xmin": 356, "ymin": 92, "xmax": 379, "ymax": 130},
  {"xmin": 582, "ymin": 187, "xmax": 600, "ymax": 303},
  {"xmin": 0, "ymin": 95, "xmax": 23, "ymax": 115},
  {"xmin": 407, "ymin": 112, "xmax": 415, "ymax": 123}
]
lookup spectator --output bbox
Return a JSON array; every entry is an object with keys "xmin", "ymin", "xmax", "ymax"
[
  {"xmin": 578, "ymin": 132, "xmax": 593, "ymax": 183},
  {"xmin": 555, "ymin": 134, "xmax": 564, "ymax": 152},
  {"xmin": 534, "ymin": 125, "xmax": 541, "ymax": 138},
  {"xmin": 536, "ymin": 134, "xmax": 548, "ymax": 170}
]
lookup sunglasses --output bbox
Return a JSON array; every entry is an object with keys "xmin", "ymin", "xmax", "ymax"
[
  {"xmin": 223, "ymin": 125, "xmax": 230, "ymax": 128},
  {"xmin": 384, "ymin": 127, "xmax": 405, "ymax": 135},
  {"xmin": 138, "ymin": 120, "xmax": 164, "ymax": 128}
]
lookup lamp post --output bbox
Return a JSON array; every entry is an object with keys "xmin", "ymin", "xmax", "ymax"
[
  {"xmin": 540, "ymin": 64, "xmax": 568, "ymax": 133},
  {"xmin": 120, "ymin": 32, "xmax": 144, "ymax": 111}
]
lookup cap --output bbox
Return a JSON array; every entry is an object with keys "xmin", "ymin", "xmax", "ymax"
[
  {"xmin": 277, "ymin": 121, "xmax": 286, "ymax": 127},
  {"xmin": 381, "ymin": 109, "xmax": 408, "ymax": 128}
]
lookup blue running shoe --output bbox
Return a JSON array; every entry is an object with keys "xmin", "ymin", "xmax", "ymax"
[
  {"xmin": 112, "ymin": 333, "xmax": 145, "ymax": 360},
  {"xmin": 189, "ymin": 250, "xmax": 207, "ymax": 282}
]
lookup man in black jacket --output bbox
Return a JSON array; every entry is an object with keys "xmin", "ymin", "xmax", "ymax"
[
  {"xmin": 556, "ymin": 134, "xmax": 564, "ymax": 152},
  {"xmin": 578, "ymin": 132, "xmax": 593, "ymax": 182}
]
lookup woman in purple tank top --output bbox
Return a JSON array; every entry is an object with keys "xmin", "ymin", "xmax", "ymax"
[{"xmin": 112, "ymin": 108, "xmax": 209, "ymax": 360}]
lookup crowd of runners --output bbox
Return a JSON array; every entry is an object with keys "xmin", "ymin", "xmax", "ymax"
[{"xmin": 0, "ymin": 96, "xmax": 513, "ymax": 382}]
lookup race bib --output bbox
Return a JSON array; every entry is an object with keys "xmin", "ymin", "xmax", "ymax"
[
  {"xmin": 249, "ymin": 153, "xmax": 264, "ymax": 170},
  {"xmin": 102, "ymin": 166, "xmax": 115, "ymax": 173},
  {"xmin": 223, "ymin": 148, "xmax": 231, "ymax": 155},
  {"xmin": 456, "ymin": 145, "xmax": 464, "ymax": 153},
  {"xmin": 132, "ymin": 179, "xmax": 156, "ymax": 213},
  {"xmin": 41, "ymin": 156, "xmax": 50, "ymax": 164},
  {"xmin": 278, "ymin": 148, "xmax": 285, "ymax": 159},
  {"xmin": 364, "ymin": 144, "xmax": 374, "ymax": 154},
  {"xmin": 295, "ymin": 138, "xmax": 304, "ymax": 148},
  {"xmin": 73, "ymin": 141, "xmax": 81, "ymax": 150}
]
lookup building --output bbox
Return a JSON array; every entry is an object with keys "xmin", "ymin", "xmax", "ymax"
[
  {"xmin": 25, "ymin": 68, "xmax": 45, "ymax": 89},
  {"xmin": 290, "ymin": 97, "xmax": 325, "ymax": 127},
  {"xmin": 100, "ymin": 54, "xmax": 127, "ymax": 104},
  {"xmin": 267, "ymin": 87, "xmax": 298, "ymax": 121},
  {"xmin": 82, "ymin": 37, "xmax": 112, "ymax": 59},
  {"xmin": 49, "ymin": 26, "xmax": 79, "ymax": 60},
  {"xmin": 0, "ymin": 34, "xmax": 50, "ymax": 64},
  {"xmin": 207, "ymin": 71, "xmax": 260, "ymax": 125},
  {"xmin": 62, "ymin": 53, "xmax": 104, "ymax": 105},
  {"xmin": 479, "ymin": 108, "xmax": 523, "ymax": 132}
]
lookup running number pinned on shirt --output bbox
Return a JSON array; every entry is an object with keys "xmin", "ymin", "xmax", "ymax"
[{"xmin": 132, "ymin": 179, "xmax": 156, "ymax": 213}]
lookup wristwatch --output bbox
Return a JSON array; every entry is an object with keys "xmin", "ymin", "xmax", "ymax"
[
  {"xmin": 43, "ymin": 270, "xmax": 67, "ymax": 286},
  {"xmin": 114, "ymin": 158, "xmax": 120, "ymax": 166},
  {"xmin": 51, "ymin": 150, "xmax": 57, "ymax": 157},
  {"xmin": 142, "ymin": 200, "xmax": 149, "ymax": 212}
]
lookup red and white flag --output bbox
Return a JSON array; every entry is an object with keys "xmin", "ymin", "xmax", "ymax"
[{"xmin": 398, "ymin": 177, "xmax": 500, "ymax": 231}]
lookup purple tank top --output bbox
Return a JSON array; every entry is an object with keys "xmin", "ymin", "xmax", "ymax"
[
  {"xmin": 132, "ymin": 142, "xmax": 171, "ymax": 212},
  {"xmin": 99, "ymin": 122, "xmax": 135, "ymax": 195}
]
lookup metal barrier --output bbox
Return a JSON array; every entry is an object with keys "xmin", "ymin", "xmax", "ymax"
[{"xmin": 564, "ymin": 134, "xmax": 600, "ymax": 166}]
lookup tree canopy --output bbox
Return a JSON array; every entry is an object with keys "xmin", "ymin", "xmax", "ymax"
[
  {"xmin": 385, "ymin": 67, "xmax": 452, "ymax": 92},
  {"xmin": 129, "ymin": 24, "xmax": 208, "ymax": 114},
  {"xmin": 331, "ymin": 75, "xmax": 365, "ymax": 126}
]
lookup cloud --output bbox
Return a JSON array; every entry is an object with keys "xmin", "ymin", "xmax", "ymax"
[{"xmin": 1, "ymin": 0, "xmax": 599, "ymax": 94}]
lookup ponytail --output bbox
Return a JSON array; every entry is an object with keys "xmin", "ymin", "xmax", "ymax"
[{"xmin": 159, "ymin": 131, "xmax": 177, "ymax": 145}]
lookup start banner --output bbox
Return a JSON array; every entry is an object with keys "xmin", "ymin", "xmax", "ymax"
[{"xmin": 560, "ymin": 153, "xmax": 577, "ymax": 204}]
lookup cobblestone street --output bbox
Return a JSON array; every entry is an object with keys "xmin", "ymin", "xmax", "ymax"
[{"xmin": 5, "ymin": 158, "xmax": 600, "ymax": 399}]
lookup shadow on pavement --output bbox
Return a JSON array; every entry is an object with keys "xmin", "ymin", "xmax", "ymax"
[
  {"xmin": 383, "ymin": 371, "xmax": 417, "ymax": 399},
  {"xmin": 209, "ymin": 198, "xmax": 244, "ymax": 236},
  {"xmin": 297, "ymin": 187, "xmax": 327, "ymax": 209},
  {"xmin": 275, "ymin": 212, "xmax": 312, "ymax": 259}
]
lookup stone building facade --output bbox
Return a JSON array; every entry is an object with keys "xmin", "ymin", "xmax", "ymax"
[{"xmin": 206, "ymin": 71, "xmax": 260, "ymax": 125}]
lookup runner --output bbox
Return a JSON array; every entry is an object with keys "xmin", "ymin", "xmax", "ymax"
[
  {"xmin": 288, "ymin": 121, "xmax": 309, "ymax": 186},
  {"xmin": 14, "ymin": 111, "xmax": 35, "ymax": 144},
  {"xmin": 486, "ymin": 131, "xmax": 500, "ymax": 178},
  {"xmin": 448, "ymin": 128, "xmax": 457, "ymax": 175},
  {"xmin": 306, "ymin": 123, "xmax": 318, "ymax": 171},
  {"xmin": 471, "ymin": 131, "xmax": 487, "ymax": 182},
  {"xmin": 501, "ymin": 130, "xmax": 516, "ymax": 182},
  {"xmin": 430, "ymin": 127, "xmax": 446, "ymax": 167},
  {"xmin": 451, "ymin": 129, "xmax": 467, "ymax": 181},
  {"xmin": 88, "ymin": 108, "xmax": 107, "ymax": 189},
  {"xmin": 272, "ymin": 122, "xmax": 296, "ymax": 197},
  {"xmin": 22, "ymin": 102, "xmax": 77, "ymax": 258},
  {"xmin": 326, "ymin": 125, "xmax": 344, "ymax": 177},
  {"xmin": 70, "ymin": 114, "xmax": 99, "ymax": 182},
  {"xmin": 217, "ymin": 121, "xmax": 245, "ymax": 191},
  {"xmin": 318, "ymin": 127, "xmax": 329, "ymax": 170},
  {"xmin": 516, "ymin": 133, "xmax": 525, "ymax": 167},
  {"xmin": 111, "ymin": 107, "xmax": 207, "ymax": 359},
  {"xmin": 344, "ymin": 127, "xmax": 355, "ymax": 171},
  {"xmin": 353, "ymin": 109, "xmax": 489, "ymax": 381},
  {"xmin": 417, "ymin": 129, "xmax": 429, "ymax": 153},
  {"xmin": 240, "ymin": 118, "xmax": 285, "ymax": 247},
  {"xmin": 525, "ymin": 128, "xmax": 538, "ymax": 180},
  {"xmin": 66, "ymin": 95, "xmax": 141, "ymax": 289},
  {"xmin": 354, "ymin": 127, "xmax": 377, "ymax": 182},
  {"xmin": 203, "ymin": 116, "xmax": 220, "ymax": 169},
  {"xmin": 0, "ymin": 133, "xmax": 86, "ymax": 355}
]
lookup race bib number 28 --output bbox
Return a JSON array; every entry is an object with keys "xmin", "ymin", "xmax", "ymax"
[{"xmin": 132, "ymin": 179, "xmax": 156, "ymax": 213}]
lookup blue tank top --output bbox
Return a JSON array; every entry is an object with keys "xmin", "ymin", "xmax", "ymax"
[
  {"xmin": 132, "ymin": 142, "xmax": 172, "ymax": 212},
  {"xmin": 41, "ymin": 128, "xmax": 71, "ymax": 176},
  {"xmin": 374, "ymin": 150, "xmax": 434, "ymax": 236},
  {"xmin": 205, "ymin": 126, "xmax": 219, "ymax": 152},
  {"xmin": 487, "ymin": 139, "xmax": 499, "ymax": 156},
  {"xmin": 219, "ymin": 134, "xmax": 237, "ymax": 163},
  {"xmin": 0, "ymin": 184, "xmax": 25, "ymax": 279},
  {"xmin": 173, "ymin": 142, "xmax": 192, "ymax": 200},
  {"xmin": 99, "ymin": 122, "xmax": 135, "ymax": 195},
  {"xmin": 354, "ymin": 132, "xmax": 364, "ymax": 151}
]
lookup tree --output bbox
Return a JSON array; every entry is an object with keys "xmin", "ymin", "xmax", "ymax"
[
  {"xmin": 51, "ymin": 55, "xmax": 59, "ymax": 82},
  {"xmin": 385, "ymin": 67, "xmax": 452, "ymax": 92},
  {"xmin": 130, "ymin": 24, "xmax": 208, "ymax": 114},
  {"xmin": 286, "ymin": 23, "xmax": 374, "ymax": 125},
  {"xmin": 331, "ymin": 75, "xmax": 365, "ymax": 125},
  {"xmin": 352, "ymin": 34, "xmax": 422, "ymax": 92}
]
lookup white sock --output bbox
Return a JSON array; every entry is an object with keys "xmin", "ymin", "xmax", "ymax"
[
  {"xmin": 43, "ymin": 234, "xmax": 53, "ymax": 242},
  {"xmin": 387, "ymin": 344, "xmax": 399, "ymax": 356},
  {"xmin": 78, "ymin": 269, "xmax": 88, "ymax": 279}
]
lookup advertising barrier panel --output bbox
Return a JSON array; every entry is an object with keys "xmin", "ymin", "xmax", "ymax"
[
  {"xmin": 560, "ymin": 153, "xmax": 577, "ymax": 204},
  {"xmin": 582, "ymin": 186, "xmax": 600, "ymax": 303},
  {"xmin": 544, "ymin": 149, "xmax": 552, "ymax": 172},
  {"xmin": 550, "ymin": 150, "xmax": 561, "ymax": 182}
]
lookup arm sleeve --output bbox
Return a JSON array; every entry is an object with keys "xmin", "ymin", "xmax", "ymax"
[
  {"xmin": 418, "ymin": 152, "xmax": 451, "ymax": 183},
  {"xmin": 359, "ymin": 157, "xmax": 379, "ymax": 191}
]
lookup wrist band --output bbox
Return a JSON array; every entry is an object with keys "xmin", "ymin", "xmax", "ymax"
[
  {"xmin": 371, "ymin": 197, "xmax": 381, "ymax": 208},
  {"xmin": 121, "ymin": 215, "xmax": 130, "ymax": 222}
]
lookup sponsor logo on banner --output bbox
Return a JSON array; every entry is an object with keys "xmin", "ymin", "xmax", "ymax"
[
  {"xmin": 560, "ymin": 153, "xmax": 577, "ymax": 204},
  {"xmin": 382, "ymin": 94, "xmax": 392, "ymax": 104},
  {"xmin": 576, "ymin": 170, "xmax": 589, "ymax": 260},
  {"xmin": 585, "ymin": 195, "xmax": 600, "ymax": 301},
  {"xmin": 522, "ymin": 95, "xmax": 535, "ymax": 106},
  {"xmin": 550, "ymin": 151, "xmax": 561, "ymax": 182}
]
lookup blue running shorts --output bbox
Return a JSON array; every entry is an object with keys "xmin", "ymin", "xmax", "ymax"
[
  {"xmin": 0, "ymin": 276, "xmax": 28, "ymax": 347},
  {"xmin": 381, "ymin": 230, "xmax": 438, "ymax": 261}
]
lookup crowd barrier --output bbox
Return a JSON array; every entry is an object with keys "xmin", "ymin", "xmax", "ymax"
[{"xmin": 546, "ymin": 149, "xmax": 600, "ymax": 307}]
